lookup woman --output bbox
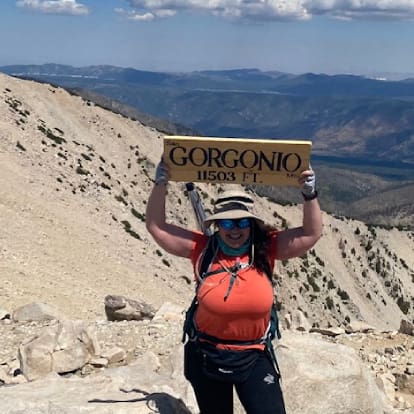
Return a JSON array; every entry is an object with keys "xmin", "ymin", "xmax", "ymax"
[{"xmin": 146, "ymin": 160, "xmax": 322, "ymax": 414}]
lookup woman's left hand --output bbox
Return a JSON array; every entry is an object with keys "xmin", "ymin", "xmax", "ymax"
[{"xmin": 299, "ymin": 167, "xmax": 316, "ymax": 197}]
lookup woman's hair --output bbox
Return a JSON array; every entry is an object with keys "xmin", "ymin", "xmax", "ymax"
[
  {"xmin": 212, "ymin": 217, "xmax": 274, "ymax": 279},
  {"xmin": 251, "ymin": 219, "xmax": 274, "ymax": 279}
]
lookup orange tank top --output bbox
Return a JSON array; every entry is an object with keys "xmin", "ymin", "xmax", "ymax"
[{"xmin": 189, "ymin": 232, "xmax": 279, "ymax": 350}]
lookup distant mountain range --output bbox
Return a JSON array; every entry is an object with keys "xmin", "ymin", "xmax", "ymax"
[
  {"xmin": 2, "ymin": 63, "xmax": 414, "ymax": 227},
  {"xmin": 2, "ymin": 64, "xmax": 414, "ymax": 166},
  {"xmin": 3, "ymin": 63, "xmax": 414, "ymax": 97}
]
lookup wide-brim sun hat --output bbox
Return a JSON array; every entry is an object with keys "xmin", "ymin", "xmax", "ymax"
[{"xmin": 204, "ymin": 190, "xmax": 264, "ymax": 227}]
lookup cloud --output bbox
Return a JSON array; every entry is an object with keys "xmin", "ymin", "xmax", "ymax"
[
  {"xmin": 115, "ymin": 6, "xmax": 176, "ymax": 21},
  {"xmin": 123, "ymin": 0, "xmax": 414, "ymax": 21},
  {"xmin": 125, "ymin": 0, "xmax": 311, "ymax": 21},
  {"xmin": 307, "ymin": 0, "xmax": 414, "ymax": 20},
  {"xmin": 16, "ymin": 0, "xmax": 90, "ymax": 15},
  {"xmin": 127, "ymin": 11, "xmax": 155, "ymax": 21}
]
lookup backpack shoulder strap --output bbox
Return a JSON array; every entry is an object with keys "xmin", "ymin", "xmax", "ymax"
[{"xmin": 198, "ymin": 234, "xmax": 217, "ymax": 279}]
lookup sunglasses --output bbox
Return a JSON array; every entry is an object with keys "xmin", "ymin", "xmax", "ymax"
[{"xmin": 218, "ymin": 218, "xmax": 251, "ymax": 230}]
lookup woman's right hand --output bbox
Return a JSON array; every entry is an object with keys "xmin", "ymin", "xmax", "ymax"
[{"xmin": 155, "ymin": 158, "xmax": 170, "ymax": 186}]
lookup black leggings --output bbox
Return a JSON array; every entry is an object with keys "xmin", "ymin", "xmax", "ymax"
[{"xmin": 184, "ymin": 342, "xmax": 286, "ymax": 414}]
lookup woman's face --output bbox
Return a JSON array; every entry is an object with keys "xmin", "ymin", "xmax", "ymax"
[{"xmin": 217, "ymin": 218, "xmax": 251, "ymax": 249}]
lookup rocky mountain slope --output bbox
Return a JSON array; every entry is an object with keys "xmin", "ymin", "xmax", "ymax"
[
  {"xmin": 1, "ymin": 71, "xmax": 413, "ymax": 330},
  {"xmin": 1, "ymin": 72, "xmax": 414, "ymax": 413}
]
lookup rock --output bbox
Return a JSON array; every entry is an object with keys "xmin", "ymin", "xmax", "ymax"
[
  {"xmin": 101, "ymin": 346, "xmax": 126, "ymax": 364},
  {"xmin": 288, "ymin": 310, "xmax": 312, "ymax": 332},
  {"xmin": 12, "ymin": 302, "xmax": 65, "ymax": 322},
  {"xmin": 277, "ymin": 331, "xmax": 385, "ymax": 414},
  {"xmin": 0, "ymin": 309, "xmax": 11, "ymax": 320},
  {"xmin": 310, "ymin": 326, "xmax": 345, "ymax": 337},
  {"xmin": 399, "ymin": 320, "xmax": 414, "ymax": 336},
  {"xmin": 9, "ymin": 374, "xmax": 27, "ymax": 385},
  {"xmin": 52, "ymin": 343, "xmax": 89, "ymax": 374},
  {"xmin": 89, "ymin": 357, "xmax": 108, "ymax": 368},
  {"xmin": 345, "ymin": 320, "xmax": 376, "ymax": 333},
  {"xmin": 284, "ymin": 313, "xmax": 292, "ymax": 329},
  {"xmin": 376, "ymin": 372, "xmax": 396, "ymax": 402},
  {"xmin": 0, "ymin": 365, "xmax": 10, "ymax": 384},
  {"xmin": 18, "ymin": 320, "xmax": 99, "ymax": 381},
  {"xmin": 395, "ymin": 373, "xmax": 414, "ymax": 395},
  {"xmin": 104, "ymin": 295, "xmax": 156, "ymax": 321},
  {"xmin": 7, "ymin": 358, "xmax": 21, "ymax": 376},
  {"xmin": 0, "ymin": 350, "xmax": 196, "ymax": 414},
  {"xmin": 151, "ymin": 302, "xmax": 185, "ymax": 323}
]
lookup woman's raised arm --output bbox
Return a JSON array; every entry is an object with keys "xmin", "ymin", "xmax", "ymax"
[
  {"xmin": 276, "ymin": 168, "xmax": 323, "ymax": 260},
  {"xmin": 145, "ymin": 161, "xmax": 195, "ymax": 258}
]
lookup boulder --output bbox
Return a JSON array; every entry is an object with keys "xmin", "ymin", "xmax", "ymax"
[
  {"xmin": 277, "ymin": 331, "xmax": 385, "ymax": 414},
  {"xmin": 101, "ymin": 346, "xmax": 126, "ymax": 364},
  {"xmin": 399, "ymin": 320, "xmax": 414, "ymax": 336},
  {"xmin": 104, "ymin": 295, "xmax": 156, "ymax": 321},
  {"xmin": 286, "ymin": 310, "xmax": 312, "ymax": 332},
  {"xmin": 18, "ymin": 320, "xmax": 100, "ymax": 381},
  {"xmin": 12, "ymin": 302, "xmax": 65, "ymax": 322},
  {"xmin": 310, "ymin": 326, "xmax": 345, "ymax": 337},
  {"xmin": 345, "ymin": 320, "xmax": 376, "ymax": 333},
  {"xmin": 0, "ymin": 349, "xmax": 196, "ymax": 414}
]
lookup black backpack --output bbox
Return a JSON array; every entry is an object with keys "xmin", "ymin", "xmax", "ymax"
[{"xmin": 182, "ymin": 235, "xmax": 281, "ymax": 367}]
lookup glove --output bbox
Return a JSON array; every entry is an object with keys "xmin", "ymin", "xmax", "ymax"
[
  {"xmin": 155, "ymin": 159, "xmax": 169, "ymax": 185},
  {"xmin": 301, "ymin": 167, "xmax": 318, "ymax": 201}
]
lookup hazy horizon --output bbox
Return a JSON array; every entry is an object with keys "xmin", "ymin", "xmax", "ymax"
[{"xmin": 2, "ymin": 1, "xmax": 414, "ymax": 80}]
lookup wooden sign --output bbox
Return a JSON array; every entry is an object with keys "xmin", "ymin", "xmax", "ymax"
[{"xmin": 163, "ymin": 136, "xmax": 312, "ymax": 186}]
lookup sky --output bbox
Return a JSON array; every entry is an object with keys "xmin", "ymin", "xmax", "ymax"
[{"xmin": 1, "ymin": 0, "xmax": 414, "ymax": 78}]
